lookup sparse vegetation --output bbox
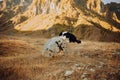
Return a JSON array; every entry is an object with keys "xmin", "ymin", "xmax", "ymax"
[
  {"xmin": 0, "ymin": 0, "xmax": 120, "ymax": 80},
  {"xmin": 0, "ymin": 35, "xmax": 120, "ymax": 80}
]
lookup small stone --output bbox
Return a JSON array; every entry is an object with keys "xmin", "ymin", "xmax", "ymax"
[
  {"xmin": 89, "ymin": 68, "xmax": 95, "ymax": 72},
  {"xmin": 83, "ymin": 78, "xmax": 88, "ymax": 80},
  {"xmin": 64, "ymin": 70, "xmax": 74, "ymax": 76},
  {"xmin": 81, "ymin": 74, "xmax": 86, "ymax": 78},
  {"xmin": 98, "ymin": 65, "xmax": 102, "ymax": 68},
  {"xmin": 99, "ymin": 62, "xmax": 104, "ymax": 65}
]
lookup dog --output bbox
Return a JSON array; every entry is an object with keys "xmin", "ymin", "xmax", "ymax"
[
  {"xmin": 42, "ymin": 31, "xmax": 81, "ymax": 58},
  {"xmin": 59, "ymin": 31, "xmax": 81, "ymax": 43}
]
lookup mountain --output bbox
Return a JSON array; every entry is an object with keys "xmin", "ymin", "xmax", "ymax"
[{"xmin": 0, "ymin": 0, "xmax": 120, "ymax": 42}]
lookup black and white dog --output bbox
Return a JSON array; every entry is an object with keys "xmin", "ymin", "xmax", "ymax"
[
  {"xmin": 59, "ymin": 31, "xmax": 81, "ymax": 43},
  {"xmin": 42, "ymin": 31, "xmax": 81, "ymax": 58}
]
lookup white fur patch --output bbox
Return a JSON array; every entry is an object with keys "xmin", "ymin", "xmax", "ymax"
[{"xmin": 62, "ymin": 31, "xmax": 68, "ymax": 35}]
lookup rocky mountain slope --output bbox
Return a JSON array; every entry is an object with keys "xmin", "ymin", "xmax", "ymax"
[{"xmin": 0, "ymin": 0, "xmax": 120, "ymax": 42}]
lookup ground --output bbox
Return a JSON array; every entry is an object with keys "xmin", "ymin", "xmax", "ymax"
[{"xmin": 0, "ymin": 34, "xmax": 120, "ymax": 80}]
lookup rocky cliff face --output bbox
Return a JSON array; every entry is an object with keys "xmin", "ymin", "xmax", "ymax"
[
  {"xmin": 28, "ymin": 0, "xmax": 62, "ymax": 15},
  {"xmin": 27, "ymin": 0, "xmax": 105, "ymax": 16},
  {"xmin": 86, "ymin": 0, "xmax": 105, "ymax": 14},
  {"xmin": 0, "ymin": 0, "xmax": 32, "ymax": 13},
  {"xmin": 0, "ymin": 0, "xmax": 120, "ymax": 34},
  {"xmin": 12, "ymin": 0, "xmax": 86, "ymax": 30},
  {"xmin": 105, "ymin": 2, "xmax": 120, "ymax": 20},
  {"xmin": 1, "ymin": 0, "xmax": 32, "ymax": 9}
]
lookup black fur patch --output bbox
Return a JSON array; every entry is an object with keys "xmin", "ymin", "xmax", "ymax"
[{"xmin": 55, "ymin": 41, "xmax": 63, "ymax": 51}]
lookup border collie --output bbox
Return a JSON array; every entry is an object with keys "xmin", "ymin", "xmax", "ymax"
[
  {"xmin": 42, "ymin": 31, "xmax": 81, "ymax": 58},
  {"xmin": 59, "ymin": 31, "xmax": 81, "ymax": 43}
]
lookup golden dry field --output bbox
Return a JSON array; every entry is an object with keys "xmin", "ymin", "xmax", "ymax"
[{"xmin": 0, "ymin": 34, "xmax": 120, "ymax": 80}]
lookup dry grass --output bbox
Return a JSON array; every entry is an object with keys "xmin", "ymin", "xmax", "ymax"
[
  {"xmin": 0, "ymin": 35, "xmax": 120, "ymax": 80},
  {"xmin": 0, "ymin": 40, "xmax": 36, "ymax": 56}
]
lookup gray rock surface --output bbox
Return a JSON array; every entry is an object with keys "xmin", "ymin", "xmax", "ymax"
[{"xmin": 42, "ymin": 36, "xmax": 68, "ymax": 57}]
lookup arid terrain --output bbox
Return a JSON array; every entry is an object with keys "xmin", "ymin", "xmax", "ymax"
[
  {"xmin": 0, "ymin": 0, "xmax": 120, "ymax": 80},
  {"xmin": 0, "ymin": 34, "xmax": 120, "ymax": 80}
]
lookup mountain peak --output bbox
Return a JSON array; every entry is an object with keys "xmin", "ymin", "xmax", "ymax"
[{"xmin": 0, "ymin": 0, "xmax": 120, "ymax": 32}]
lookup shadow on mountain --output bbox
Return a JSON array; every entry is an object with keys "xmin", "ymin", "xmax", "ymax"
[
  {"xmin": 0, "ymin": 20, "xmax": 14, "ymax": 32},
  {"xmin": 0, "ymin": 10, "xmax": 15, "ymax": 32},
  {"xmin": 75, "ymin": 3, "xmax": 120, "ymax": 30},
  {"xmin": 85, "ymin": 21, "xmax": 120, "ymax": 42}
]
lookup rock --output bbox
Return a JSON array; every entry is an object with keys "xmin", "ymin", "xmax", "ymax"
[
  {"xmin": 64, "ymin": 70, "xmax": 74, "ymax": 77},
  {"xmin": 81, "ymin": 73, "xmax": 89, "ymax": 80},
  {"xmin": 96, "ymin": 61, "xmax": 105, "ymax": 68},
  {"xmin": 86, "ymin": 0, "xmax": 104, "ymax": 14},
  {"xmin": 81, "ymin": 74, "xmax": 86, "ymax": 78},
  {"xmin": 42, "ymin": 36, "xmax": 68, "ymax": 58},
  {"xmin": 89, "ymin": 68, "xmax": 95, "ymax": 72}
]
